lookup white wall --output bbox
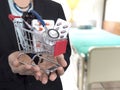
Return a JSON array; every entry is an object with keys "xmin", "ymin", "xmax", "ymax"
[{"xmin": 105, "ymin": 0, "xmax": 120, "ymax": 22}]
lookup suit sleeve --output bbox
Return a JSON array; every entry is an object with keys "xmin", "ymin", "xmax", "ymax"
[
  {"xmin": 57, "ymin": 4, "xmax": 71, "ymax": 70},
  {"xmin": 0, "ymin": 50, "xmax": 18, "ymax": 81}
]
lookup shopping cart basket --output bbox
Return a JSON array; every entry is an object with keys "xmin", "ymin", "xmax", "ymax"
[{"xmin": 8, "ymin": 10, "xmax": 70, "ymax": 74}]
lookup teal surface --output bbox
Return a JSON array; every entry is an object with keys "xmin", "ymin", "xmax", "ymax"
[{"xmin": 69, "ymin": 28, "xmax": 120, "ymax": 54}]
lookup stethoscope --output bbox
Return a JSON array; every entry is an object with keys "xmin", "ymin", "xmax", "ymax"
[
  {"xmin": 14, "ymin": 3, "xmax": 32, "ymax": 13},
  {"xmin": 13, "ymin": 1, "xmax": 59, "ymax": 40},
  {"xmin": 8, "ymin": 10, "xmax": 60, "ymax": 46},
  {"xmin": 30, "ymin": 10, "xmax": 59, "ymax": 40}
]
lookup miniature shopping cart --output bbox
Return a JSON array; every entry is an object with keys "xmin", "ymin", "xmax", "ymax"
[{"xmin": 8, "ymin": 10, "xmax": 70, "ymax": 74}]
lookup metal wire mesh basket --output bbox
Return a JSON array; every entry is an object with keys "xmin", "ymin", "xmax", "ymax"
[{"xmin": 8, "ymin": 10, "xmax": 70, "ymax": 74}]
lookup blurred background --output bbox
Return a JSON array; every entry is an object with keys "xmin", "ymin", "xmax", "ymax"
[
  {"xmin": 52, "ymin": 0, "xmax": 120, "ymax": 90},
  {"xmin": 53, "ymin": 0, "xmax": 120, "ymax": 34},
  {"xmin": 53, "ymin": 0, "xmax": 105, "ymax": 29}
]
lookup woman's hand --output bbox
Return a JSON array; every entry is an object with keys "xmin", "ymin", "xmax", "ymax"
[
  {"xmin": 37, "ymin": 54, "xmax": 67, "ymax": 84},
  {"xmin": 8, "ymin": 51, "xmax": 41, "ymax": 79},
  {"xmin": 8, "ymin": 52, "xmax": 67, "ymax": 84},
  {"xmin": 49, "ymin": 54, "xmax": 67, "ymax": 80}
]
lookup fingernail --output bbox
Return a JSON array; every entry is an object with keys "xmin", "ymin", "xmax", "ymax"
[{"xmin": 49, "ymin": 74, "xmax": 57, "ymax": 81}]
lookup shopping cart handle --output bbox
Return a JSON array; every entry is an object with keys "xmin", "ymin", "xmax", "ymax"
[
  {"xmin": 8, "ymin": 14, "xmax": 21, "ymax": 21},
  {"xmin": 30, "ymin": 10, "xmax": 46, "ymax": 27}
]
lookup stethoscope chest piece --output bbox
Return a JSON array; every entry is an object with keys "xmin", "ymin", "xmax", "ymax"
[{"xmin": 47, "ymin": 29, "xmax": 59, "ymax": 39}]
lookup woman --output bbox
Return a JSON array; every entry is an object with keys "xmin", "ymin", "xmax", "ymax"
[{"xmin": 0, "ymin": 0, "xmax": 71, "ymax": 90}]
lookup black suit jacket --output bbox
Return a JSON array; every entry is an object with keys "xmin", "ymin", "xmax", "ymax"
[{"xmin": 0, "ymin": 0, "xmax": 71, "ymax": 90}]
